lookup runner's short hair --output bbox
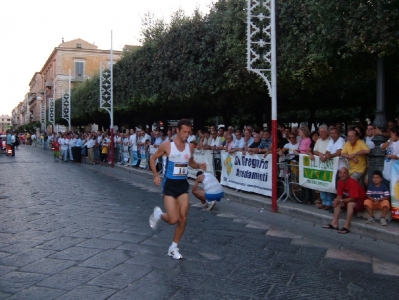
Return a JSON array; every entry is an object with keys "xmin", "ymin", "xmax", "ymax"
[
  {"xmin": 177, "ymin": 119, "xmax": 192, "ymax": 130},
  {"xmin": 196, "ymin": 171, "xmax": 204, "ymax": 177}
]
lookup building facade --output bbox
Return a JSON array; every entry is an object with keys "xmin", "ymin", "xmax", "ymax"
[
  {"xmin": 0, "ymin": 115, "xmax": 11, "ymax": 134},
  {"xmin": 15, "ymin": 38, "xmax": 122, "ymax": 130}
]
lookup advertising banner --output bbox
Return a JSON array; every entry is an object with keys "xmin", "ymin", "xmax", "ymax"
[
  {"xmin": 298, "ymin": 154, "xmax": 339, "ymax": 193},
  {"xmin": 187, "ymin": 149, "xmax": 215, "ymax": 179},
  {"xmin": 390, "ymin": 160, "xmax": 399, "ymax": 220},
  {"xmin": 220, "ymin": 152, "xmax": 272, "ymax": 196}
]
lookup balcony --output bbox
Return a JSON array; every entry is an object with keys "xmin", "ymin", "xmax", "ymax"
[{"xmin": 28, "ymin": 93, "xmax": 37, "ymax": 105}]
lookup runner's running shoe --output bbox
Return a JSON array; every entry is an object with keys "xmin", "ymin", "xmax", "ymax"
[
  {"xmin": 149, "ymin": 206, "xmax": 162, "ymax": 229},
  {"xmin": 168, "ymin": 246, "xmax": 183, "ymax": 259},
  {"xmin": 207, "ymin": 201, "xmax": 216, "ymax": 211}
]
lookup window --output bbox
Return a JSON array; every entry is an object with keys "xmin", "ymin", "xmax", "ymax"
[{"xmin": 74, "ymin": 61, "xmax": 85, "ymax": 81}]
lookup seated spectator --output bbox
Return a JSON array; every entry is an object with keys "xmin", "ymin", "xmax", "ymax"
[
  {"xmin": 364, "ymin": 170, "xmax": 390, "ymax": 226},
  {"xmin": 322, "ymin": 167, "xmax": 366, "ymax": 234}
]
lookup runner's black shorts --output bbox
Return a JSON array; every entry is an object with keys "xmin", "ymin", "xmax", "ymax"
[{"xmin": 162, "ymin": 178, "xmax": 189, "ymax": 198}]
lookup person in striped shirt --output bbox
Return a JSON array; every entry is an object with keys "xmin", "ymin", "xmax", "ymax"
[{"xmin": 364, "ymin": 170, "xmax": 390, "ymax": 226}]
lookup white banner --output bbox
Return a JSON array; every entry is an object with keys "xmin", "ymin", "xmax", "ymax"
[
  {"xmin": 298, "ymin": 154, "xmax": 339, "ymax": 193},
  {"xmin": 188, "ymin": 149, "xmax": 214, "ymax": 179},
  {"xmin": 220, "ymin": 152, "xmax": 272, "ymax": 196},
  {"xmin": 390, "ymin": 160, "xmax": 399, "ymax": 220}
]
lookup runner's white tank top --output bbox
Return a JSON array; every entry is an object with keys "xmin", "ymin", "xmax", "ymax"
[
  {"xmin": 202, "ymin": 173, "xmax": 223, "ymax": 194},
  {"xmin": 165, "ymin": 141, "xmax": 191, "ymax": 180}
]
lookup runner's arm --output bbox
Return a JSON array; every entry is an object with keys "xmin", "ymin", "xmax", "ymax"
[{"xmin": 150, "ymin": 142, "xmax": 168, "ymax": 178}]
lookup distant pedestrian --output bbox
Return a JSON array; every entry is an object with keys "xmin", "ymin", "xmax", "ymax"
[
  {"xmin": 53, "ymin": 139, "xmax": 60, "ymax": 162},
  {"xmin": 43, "ymin": 132, "xmax": 48, "ymax": 150}
]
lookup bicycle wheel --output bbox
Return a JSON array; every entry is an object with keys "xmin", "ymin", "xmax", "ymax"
[{"xmin": 289, "ymin": 170, "xmax": 309, "ymax": 204}]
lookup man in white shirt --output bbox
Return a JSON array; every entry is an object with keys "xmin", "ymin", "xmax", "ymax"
[
  {"xmin": 192, "ymin": 171, "xmax": 224, "ymax": 211},
  {"xmin": 229, "ymin": 130, "xmax": 245, "ymax": 153},
  {"xmin": 86, "ymin": 134, "xmax": 95, "ymax": 164},
  {"xmin": 187, "ymin": 129, "xmax": 196, "ymax": 143},
  {"xmin": 129, "ymin": 129, "xmax": 138, "ymax": 167},
  {"xmin": 309, "ymin": 125, "xmax": 333, "ymax": 210},
  {"xmin": 364, "ymin": 124, "xmax": 375, "ymax": 150},
  {"xmin": 70, "ymin": 134, "xmax": 77, "ymax": 162},
  {"xmin": 205, "ymin": 131, "xmax": 221, "ymax": 150},
  {"xmin": 325, "ymin": 127, "xmax": 346, "ymax": 169},
  {"xmin": 60, "ymin": 134, "xmax": 69, "ymax": 162}
]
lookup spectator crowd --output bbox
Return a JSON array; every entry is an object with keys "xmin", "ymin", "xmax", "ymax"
[{"xmin": 7, "ymin": 119, "xmax": 399, "ymax": 233}]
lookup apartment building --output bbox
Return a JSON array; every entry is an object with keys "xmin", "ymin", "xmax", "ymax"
[
  {"xmin": 0, "ymin": 114, "xmax": 11, "ymax": 134},
  {"xmin": 18, "ymin": 38, "xmax": 122, "ymax": 127}
]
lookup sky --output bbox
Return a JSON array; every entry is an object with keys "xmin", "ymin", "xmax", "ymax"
[{"xmin": 0, "ymin": 0, "xmax": 215, "ymax": 117}]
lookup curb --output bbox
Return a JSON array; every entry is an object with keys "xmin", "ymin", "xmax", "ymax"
[{"xmin": 114, "ymin": 163, "xmax": 399, "ymax": 245}]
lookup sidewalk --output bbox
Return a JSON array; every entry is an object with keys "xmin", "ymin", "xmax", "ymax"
[
  {"xmin": 114, "ymin": 163, "xmax": 399, "ymax": 245},
  {"xmin": 25, "ymin": 145, "xmax": 399, "ymax": 246}
]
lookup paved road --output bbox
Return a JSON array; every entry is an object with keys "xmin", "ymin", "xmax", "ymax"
[{"xmin": 0, "ymin": 146, "xmax": 398, "ymax": 299}]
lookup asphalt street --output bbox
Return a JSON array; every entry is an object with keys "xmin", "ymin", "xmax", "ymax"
[{"xmin": 0, "ymin": 145, "xmax": 399, "ymax": 299}]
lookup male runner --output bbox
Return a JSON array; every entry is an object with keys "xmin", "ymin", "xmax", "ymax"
[{"xmin": 149, "ymin": 119, "xmax": 206, "ymax": 259}]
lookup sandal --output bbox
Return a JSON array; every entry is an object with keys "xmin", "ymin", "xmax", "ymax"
[
  {"xmin": 338, "ymin": 227, "xmax": 350, "ymax": 234},
  {"xmin": 323, "ymin": 206, "xmax": 332, "ymax": 210},
  {"xmin": 322, "ymin": 223, "xmax": 338, "ymax": 230},
  {"xmin": 316, "ymin": 204, "xmax": 325, "ymax": 209}
]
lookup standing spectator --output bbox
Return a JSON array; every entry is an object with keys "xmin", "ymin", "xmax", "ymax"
[
  {"xmin": 53, "ymin": 138, "xmax": 60, "ymax": 162},
  {"xmin": 279, "ymin": 133, "xmax": 299, "ymax": 161},
  {"xmin": 14, "ymin": 133, "xmax": 20, "ymax": 150},
  {"xmin": 75, "ymin": 134, "xmax": 82, "ymax": 163},
  {"xmin": 43, "ymin": 132, "xmax": 48, "ymax": 150},
  {"xmin": 10, "ymin": 133, "xmax": 16, "ymax": 156},
  {"xmin": 31, "ymin": 132, "xmax": 37, "ymax": 146},
  {"xmin": 243, "ymin": 129, "xmax": 254, "ymax": 149},
  {"xmin": 26, "ymin": 132, "xmax": 31, "ymax": 145},
  {"xmin": 341, "ymin": 129, "xmax": 370, "ymax": 184},
  {"xmin": 380, "ymin": 126, "xmax": 399, "ymax": 186},
  {"xmin": 86, "ymin": 134, "xmax": 95, "ymax": 164},
  {"xmin": 229, "ymin": 130, "xmax": 245, "ymax": 153},
  {"xmin": 364, "ymin": 124, "xmax": 375, "ymax": 149},
  {"xmin": 129, "ymin": 128, "xmax": 138, "ymax": 167},
  {"xmin": 60, "ymin": 134, "xmax": 69, "ymax": 162},
  {"xmin": 325, "ymin": 127, "xmax": 347, "ymax": 169},
  {"xmin": 309, "ymin": 125, "xmax": 333, "ymax": 210},
  {"xmin": 297, "ymin": 127, "xmax": 312, "ymax": 154},
  {"xmin": 100, "ymin": 134, "xmax": 110, "ymax": 166}
]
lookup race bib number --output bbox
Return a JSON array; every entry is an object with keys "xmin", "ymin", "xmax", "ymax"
[{"xmin": 173, "ymin": 163, "xmax": 188, "ymax": 176}]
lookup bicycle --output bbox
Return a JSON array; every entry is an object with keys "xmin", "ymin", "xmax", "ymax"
[
  {"xmin": 277, "ymin": 159, "xmax": 309, "ymax": 204},
  {"xmin": 287, "ymin": 160, "xmax": 310, "ymax": 203}
]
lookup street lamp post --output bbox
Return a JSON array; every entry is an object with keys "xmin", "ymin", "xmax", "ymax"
[
  {"xmin": 37, "ymin": 90, "xmax": 47, "ymax": 133},
  {"xmin": 99, "ymin": 31, "xmax": 114, "ymax": 168},
  {"xmin": 247, "ymin": 0, "xmax": 278, "ymax": 212}
]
